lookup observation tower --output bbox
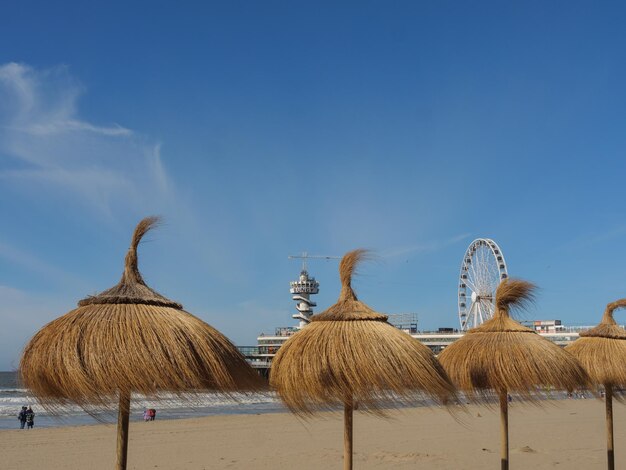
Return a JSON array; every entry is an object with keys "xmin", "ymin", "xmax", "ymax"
[
  {"xmin": 290, "ymin": 269, "xmax": 320, "ymax": 328},
  {"xmin": 288, "ymin": 252, "xmax": 339, "ymax": 328}
]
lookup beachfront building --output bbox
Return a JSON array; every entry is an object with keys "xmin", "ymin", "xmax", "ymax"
[
  {"xmin": 241, "ymin": 320, "xmax": 601, "ymax": 375},
  {"xmin": 237, "ymin": 264, "xmax": 613, "ymax": 375}
]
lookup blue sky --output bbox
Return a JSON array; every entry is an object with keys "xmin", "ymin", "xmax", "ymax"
[{"xmin": 1, "ymin": 1, "xmax": 626, "ymax": 370}]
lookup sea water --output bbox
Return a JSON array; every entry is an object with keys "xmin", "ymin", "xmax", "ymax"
[
  {"xmin": 1, "ymin": 371, "xmax": 581, "ymax": 430},
  {"xmin": 0, "ymin": 371, "xmax": 285, "ymax": 430}
]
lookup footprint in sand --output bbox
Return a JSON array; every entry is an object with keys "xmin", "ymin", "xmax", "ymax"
[
  {"xmin": 372, "ymin": 450, "xmax": 432, "ymax": 462},
  {"xmin": 513, "ymin": 445, "xmax": 537, "ymax": 454}
]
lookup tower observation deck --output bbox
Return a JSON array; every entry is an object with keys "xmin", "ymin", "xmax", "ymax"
[
  {"xmin": 288, "ymin": 252, "xmax": 340, "ymax": 328},
  {"xmin": 290, "ymin": 270, "xmax": 320, "ymax": 328}
]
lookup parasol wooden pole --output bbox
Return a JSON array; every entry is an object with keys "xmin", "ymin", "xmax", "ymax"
[
  {"xmin": 606, "ymin": 384, "xmax": 614, "ymax": 470},
  {"xmin": 344, "ymin": 398, "xmax": 353, "ymax": 470},
  {"xmin": 116, "ymin": 390, "xmax": 131, "ymax": 470},
  {"xmin": 499, "ymin": 390, "xmax": 509, "ymax": 470}
]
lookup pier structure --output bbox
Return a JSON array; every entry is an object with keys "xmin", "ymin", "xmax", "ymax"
[
  {"xmin": 239, "ymin": 245, "xmax": 610, "ymax": 377},
  {"xmin": 242, "ymin": 323, "xmax": 596, "ymax": 376}
]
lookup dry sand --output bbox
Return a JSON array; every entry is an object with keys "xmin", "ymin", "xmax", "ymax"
[{"xmin": 0, "ymin": 399, "xmax": 622, "ymax": 469}]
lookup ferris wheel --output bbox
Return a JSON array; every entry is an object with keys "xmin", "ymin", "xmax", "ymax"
[{"xmin": 458, "ymin": 238, "xmax": 508, "ymax": 331}]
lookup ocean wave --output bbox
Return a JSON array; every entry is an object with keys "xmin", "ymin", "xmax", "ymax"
[{"xmin": 0, "ymin": 392, "xmax": 279, "ymax": 417}]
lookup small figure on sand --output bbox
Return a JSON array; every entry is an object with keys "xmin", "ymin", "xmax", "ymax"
[
  {"xmin": 143, "ymin": 408, "xmax": 156, "ymax": 421},
  {"xmin": 18, "ymin": 406, "xmax": 27, "ymax": 429},
  {"xmin": 25, "ymin": 406, "xmax": 35, "ymax": 429}
]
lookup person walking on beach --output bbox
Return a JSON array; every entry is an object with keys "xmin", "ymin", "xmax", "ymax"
[
  {"xmin": 25, "ymin": 406, "xmax": 35, "ymax": 429},
  {"xmin": 17, "ymin": 406, "xmax": 27, "ymax": 429}
]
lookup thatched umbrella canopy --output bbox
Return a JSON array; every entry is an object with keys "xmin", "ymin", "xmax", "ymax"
[
  {"xmin": 20, "ymin": 217, "xmax": 264, "ymax": 470},
  {"xmin": 565, "ymin": 299, "xmax": 626, "ymax": 470},
  {"xmin": 270, "ymin": 249, "xmax": 456, "ymax": 470},
  {"xmin": 438, "ymin": 279, "xmax": 590, "ymax": 470}
]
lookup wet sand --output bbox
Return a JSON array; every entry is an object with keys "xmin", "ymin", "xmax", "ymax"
[{"xmin": 0, "ymin": 399, "xmax": 621, "ymax": 469}]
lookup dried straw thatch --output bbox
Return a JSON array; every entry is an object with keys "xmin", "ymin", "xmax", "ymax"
[
  {"xmin": 565, "ymin": 299, "xmax": 626, "ymax": 470},
  {"xmin": 270, "ymin": 249, "xmax": 456, "ymax": 469},
  {"xmin": 439, "ymin": 279, "xmax": 588, "ymax": 399},
  {"xmin": 566, "ymin": 299, "xmax": 626, "ymax": 386},
  {"xmin": 438, "ymin": 279, "xmax": 590, "ymax": 470},
  {"xmin": 20, "ymin": 217, "xmax": 263, "ymax": 469}
]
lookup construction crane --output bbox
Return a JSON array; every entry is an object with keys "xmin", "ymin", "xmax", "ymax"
[{"xmin": 288, "ymin": 252, "xmax": 341, "ymax": 272}]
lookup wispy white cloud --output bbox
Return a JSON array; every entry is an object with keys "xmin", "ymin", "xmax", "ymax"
[
  {"xmin": 0, "ymin": 62, "xmax": 173, "ymax": 216},
  {"xmin": 579, "ymin": 225, "xmax": 626, "ymax": 246},
  {"xmin": 0, "ymin": 285, "xmax": 26, "ymax": 300},
  {"xmin": 0, "ymin": 239, "xmax": 87, "ymax": 290},
  {"xmin": 561, "ymin": 224, "xmax": 626, "ymax": 253},
  {"xmin": 382, "ymin": 233, "xmax": 471, "ymax": 259},
  {"xmin": 0, "ymin": 285, "xmax": 69, "ymax": 369},
  {"xmin": 12, "ymin": 119, "xmax": 132, "ymax": 137}
]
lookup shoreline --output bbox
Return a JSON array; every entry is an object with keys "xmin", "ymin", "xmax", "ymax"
[
  {"xmin": 0, "ymin": 400, "xmax": 289, "ymax": 430},
  {"xmin": 0, "ymin": 384, "xmax": 582, "ymax": 430},
  {"xmin": 0, "ymin": 399, "xmax": 620, "ymax": 469}
]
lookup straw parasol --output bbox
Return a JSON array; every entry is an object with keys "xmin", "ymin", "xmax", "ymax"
[
  {"xmin": 20, "ymin": 217, "xmax": 264, "ymax": 470},
  {"xmin": 565, "ymin": 299, "xmax": 626, "ymax": 470},
  {"xmin": 270, "ymin": 249, "xmax": 457, "ymax": 470},
  {"xmin": 438, "ymin": 279, "xmax": 590, "ymax": 470}
]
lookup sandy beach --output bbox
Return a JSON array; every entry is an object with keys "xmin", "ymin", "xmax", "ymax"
[{"xmin": 0, "ymin": 399, "xmax": 621, "ymax": 469}]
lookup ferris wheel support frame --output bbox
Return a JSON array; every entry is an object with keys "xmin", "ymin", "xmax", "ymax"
[{"xmin": 458, "ymin": 238, "xmax": 508, "ymax": 331}]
